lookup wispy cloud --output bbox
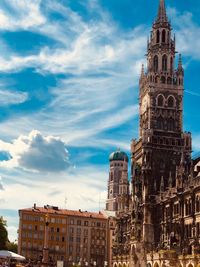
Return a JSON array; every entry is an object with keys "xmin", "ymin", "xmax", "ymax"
[
  {"xmin": 0, "ymin": 176, "xmax": 4, "ymax": 190},
  {"xmin": 0, "ymin": 0, "xmax": 45, "ymax": 31},
  {"xmin": 168, "ymin": 7, "xmax": 200, "ymax": 59},
  {"xmin": 0, "ymin": 89, "xmax": 28, "ymax": 106}
]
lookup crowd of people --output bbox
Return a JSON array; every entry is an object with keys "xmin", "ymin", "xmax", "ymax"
[{"xmin": 0, "ymin": 260, "xmax": 46, "ymax": 267}]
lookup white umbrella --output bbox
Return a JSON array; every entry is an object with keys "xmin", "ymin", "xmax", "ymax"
[{"xmin": 0, "ymin": 250, "xmax": 25, "ymax": 261}]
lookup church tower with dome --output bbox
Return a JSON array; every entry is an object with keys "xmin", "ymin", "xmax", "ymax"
[{"xmin": 106, "ymin": 149, "xmax": 129, "ymax": 213}]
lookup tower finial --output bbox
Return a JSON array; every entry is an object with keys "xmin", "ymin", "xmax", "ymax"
[
  {"xmin": 178, "ymin": 54, "xmax": 182, "ymax": 68},
  {"xmin": 141, "ymin": 64, "xmax": 145, "ymax": 76},
  {"xmin": 157, "ymin": 0, "xmax": 168, "ymax": 22}
]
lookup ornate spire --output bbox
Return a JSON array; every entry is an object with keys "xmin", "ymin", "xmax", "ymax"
[
  {"xmin": 178, "ymin": 54, "xmax": 183, "ymax": 69},
  {"xmin": 156, "ymin": 0, "xmax": 168, "ymax": 23},
  {"xmin": 169, "ymin": 171, "xmax": 173, "ymax": 188},
  {"xmin": 140, "ymin": 64, "xmax": 145, "ymax": 78},
  {"xmin": 160, "ymin": 176, "xmax": 164, "ymax": 192}
]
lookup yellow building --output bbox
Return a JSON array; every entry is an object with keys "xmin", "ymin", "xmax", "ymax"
[{"xmin": 18, "ymin": 204, "xmax": 110, "ymax": 267}]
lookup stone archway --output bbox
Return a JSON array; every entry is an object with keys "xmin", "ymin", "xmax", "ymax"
[
  {"xmin": 122, "ymin": 263, "xmax": 127, "ymax": 267},
  {"xmin": 187, "ymin": 264, "xmax": 193, "ymax": 267},
  {"xmin": 154, "ymin": 263, "xmax": 160, "ymax": 267},
  {"xmin": 113, "ymin": 263, "xmax": 118, "ymax": 267}
]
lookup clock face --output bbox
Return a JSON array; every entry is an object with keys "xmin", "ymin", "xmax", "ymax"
[{"xmin": 141, "ymin": 95, "xmax": 148, "ymax": 113}]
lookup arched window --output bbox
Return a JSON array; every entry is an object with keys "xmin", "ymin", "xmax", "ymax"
[
  {"xmin": 157, "ymin": 116, "xmax": 164, "ymax": 130},
  {"xmin": 155, "ymin": 76, "xmax": 158, "ymax": 83},
  {"xmin": 156, "ymin": 30, "xmax": 160, "ymax": 43},
  {"xmin": 167, "ymin": 77, "xmax": 172, "ymax": 84},
  {"xmin": 196, "ymin": 196, "xmax": 200, "ymax": 213},
  {"xmin": 168, "ymin": 96, "xmax": 175, "ymax": 107},
  {"xmin": 162, "ymin": 55, "xmax": 167, "ymax": 71},
  {"xmin": 168, "ymin": 118, "xmax": 175, "ymax": 131},
  {"xmin": 110, "ymin": 173, "xmax": 113, "ymax": 181},
  {"xmin": 154, "ymin": 55, "xmax": 159, "ymax": 72},
  {"xmin": 161, "ymin": 76, "xmax": 166, "ymax": 84},
  {"xmin": 162, "ymin": 29, "xmax": 166, "ymax": 43},
  {"xmin": 170, "ymin": 57, "xmax": 173, "ymax": 71},
  {"xmin": 157, "ymin": 94, "xmax": 164, "ymax": 106}
]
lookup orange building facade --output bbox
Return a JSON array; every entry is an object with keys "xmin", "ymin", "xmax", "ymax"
[{"xmin": 18, "ymin": 204, "xmax": 110, "ymax": 267}]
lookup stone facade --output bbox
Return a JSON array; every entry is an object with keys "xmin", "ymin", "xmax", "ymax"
[{"xmin": 110, "ymin": 1, "xmax": 200, "ymax": 267}]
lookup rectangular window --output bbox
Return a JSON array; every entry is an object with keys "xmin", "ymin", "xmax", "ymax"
[
  {"xmin": 70, "ymin": 219, "xmax": 74, "ymax": 225},
  {"xmin": 84, "ymin": 229, "xmax": 88, "ymax": 236},
  {"xmin": 77, "ymin": 228, "xmax": 81, "ymax": 235},
  {"xmin": 84, "ymin": 221, "xmax": 88, "ymax": 226},
  {"xmin": 69, "ymin": 245, "xmax": 73, "ymax": 253},
  {"xmin": 62, "ymin": 219, "xmax": 66, "ymax": 224},
  {"xmin": 77, "ymin": 220, "xmax": 81, "ymax": 225},
  {"xmin": 22, "ymin": 224, "xmax": 27, "ymax": 229},
  {"xmin": 61, "ymin": 227, "xmax": 66, "ymax": 233},
  {"xmin": 76, "ymin": 237, "xmax": 81, "ymax": 243},
  {"xmin": 69, "ymin": 227, "xmax": 74, "ymax": 234}
]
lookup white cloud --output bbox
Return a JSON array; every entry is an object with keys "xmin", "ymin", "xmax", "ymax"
[
  {"xmin": 0, "ymin": 130, "xmax": 70, "ymax": 172},
  {"xmin": 0, "ymin": 89, "xmax": 28, "ymax": 106}
]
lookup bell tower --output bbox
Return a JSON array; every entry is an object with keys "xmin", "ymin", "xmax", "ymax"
[
  {"xmin": 131, "ymin": 0, "xmax": 192, "ymax": 248},
  {"xmin": 106, "ymin": 149, "xmax": 129, "ymax": 213}
]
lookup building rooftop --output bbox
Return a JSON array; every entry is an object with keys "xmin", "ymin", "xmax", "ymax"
[{"xmin": 19, "ymin": 205, "xmax": 107, "ymax": 220}]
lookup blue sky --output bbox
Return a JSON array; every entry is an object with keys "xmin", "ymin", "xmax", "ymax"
[{"xmin": 0, "ymin": 0, "xmax": 200, "ymax": 241}]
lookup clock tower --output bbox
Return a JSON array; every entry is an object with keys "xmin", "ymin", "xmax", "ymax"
[{"xmin": 131, "ymin": 0, "xmax": 192, "ymax": 246}]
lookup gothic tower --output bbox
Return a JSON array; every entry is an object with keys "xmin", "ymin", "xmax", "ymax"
[
  {"xmin": 106, "ymin": 149, "xmax": 129, "ymax": 213},
  {"xmin": 131, "ymin": 0, "xmax": 192, "ymax": 247}
]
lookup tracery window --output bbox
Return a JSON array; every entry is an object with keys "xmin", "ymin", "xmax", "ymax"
[
  {"xmin": 162, "ymin": 29, "xmax": 166, "ymax": 43},
  {"xmin": 161, "ymin": 76, "xmax": 166, "ymax": 84},
  {"xmin": 156, "ymin": 30, "xmax": 160, "ymax": 43},
  {"xmin": 157, "ymin": 94, "xmax": 164, "ymax": 106},
  {"xmin": 168, "ymin": 118, "xmax": 175, "ymax": 131},
  {"xmin": 154, "ymin": 55, "xmax": 159, "ymax": 72},
  {"xmin": 168, "ymin": 96, "xmax": 175, "ymax": 107},
  {"xmin": 157, "ymin": 115, "xmax": 164, "ymax": 130},
  {"xmin": 162, "ymin": 55, "xmax": 167, "ymax": 71}
]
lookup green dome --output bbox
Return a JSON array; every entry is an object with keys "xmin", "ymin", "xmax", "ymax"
[{"xmin": 109, "ymin": 149, "xmax": 128, "ymax": 162}]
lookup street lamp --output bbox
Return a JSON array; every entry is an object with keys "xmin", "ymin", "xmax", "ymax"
[
  {"xmin": 93, "ymin": 261, "xmax": 96, "ymax": 267},
  {"xmin": 85, "ymin": 262, "xmax": 88, "ymax": 267},
  {"xmin": 104, "ymin": 261, "xmax": 108, "ymax": 267}
]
